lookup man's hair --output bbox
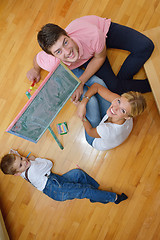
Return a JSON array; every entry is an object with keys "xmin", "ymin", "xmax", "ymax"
[
  {"xmin": 0, "ymin": 154, "xmax": 17, "ymax": 175},
  {"xmin": 37, "ymin": 23, "xmax": 68, "ymax": 54},
  {"xmin": 121, "ymin": 91, "xmax": 147, "ymax": 117}
]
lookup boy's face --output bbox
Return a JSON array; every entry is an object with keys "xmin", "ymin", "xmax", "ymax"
[
  {"xmin": 13, "ymin": 155, "xmax": 31, "ymax": 175},
  {"xmin": 49, "ymin": 35, "xmax": 79, "ymax": 63}
]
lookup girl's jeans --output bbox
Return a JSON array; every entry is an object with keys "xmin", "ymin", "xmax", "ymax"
[
  {"xmin": 72, "ymin": 68, "xmax": 111, "ymax": 146},
  {"xmin": 43, "ymin": 169, "xmax": 116, "ymax": 203}
]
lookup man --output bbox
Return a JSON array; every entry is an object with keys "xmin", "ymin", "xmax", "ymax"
[{"xmin": 27, "ymin": 15, "xmax": 154, "ymax": 102}]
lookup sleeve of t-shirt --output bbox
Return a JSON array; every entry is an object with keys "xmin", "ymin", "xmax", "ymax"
[
  {"xmin": 92, "ymin": 124, "xmax": 113, "ymax": 151},
  {"xmin": 89, "ymin": 27, "xmax": 106, "ymax": 54},
  {"xmin": 96, "ymin": 123, "xmax": 111, "ymax": 139},
  {"xmin": 36, "ymin": 51, "xmax": 60, "ymax": 72},
  {"xmin": 95, "ymin": 115, "xmax": 110, "ymax": 138},
  {"xmin": 66, "ymin": 20, "xmax": 106, "ymax": 55}
]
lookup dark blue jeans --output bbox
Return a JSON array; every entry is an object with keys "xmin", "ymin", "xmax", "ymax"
[
  {"xmin": 43, "ymin": 169, "xmax": 116, "ymax": 204},
  {"xmin": 83, "ymin": 22, "xmax": 154, "ymax": 94}
]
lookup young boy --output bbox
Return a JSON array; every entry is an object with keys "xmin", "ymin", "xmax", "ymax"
[{"xmin": 0, "ymin": 150, "xmax": 128, "ymax": 204}]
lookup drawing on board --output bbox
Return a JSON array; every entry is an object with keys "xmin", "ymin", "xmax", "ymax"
[{"xmin": 6, "ymin": 63, "xmax": 80, "ymax": 143}]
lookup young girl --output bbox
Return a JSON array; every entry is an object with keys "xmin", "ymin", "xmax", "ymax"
[{"xmin": 77, "ymin": 83, "xmax": 147, "ymax": 151}]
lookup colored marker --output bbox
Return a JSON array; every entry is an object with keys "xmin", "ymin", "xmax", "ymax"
[
  {"xmin": 31, "ymin": 80, "xmax": 36, "ymax": 87},
  {"xmin": 26, "ymin": 91, "xmax": 32, "ymax": 97},
  {"xmin": 26, "ymin": 80, "xmax": 36, "ymax": 94},
  {"xmin": 26, "ymin": 152, "xmax": 31, "ymax": 158}
]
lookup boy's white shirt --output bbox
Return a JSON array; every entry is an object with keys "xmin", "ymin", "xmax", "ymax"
[{"xmin": 20, "ymin": 158, "xmax": 53, "ymax": 191}]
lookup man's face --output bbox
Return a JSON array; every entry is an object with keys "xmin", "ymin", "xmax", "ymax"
[
  {"xmin": 13, "ymin": 155, "xmax": 31, "ymax": 175},
  {"xmin": 49, "ymin": 35, "xmax": 79, "ymax": 63}
]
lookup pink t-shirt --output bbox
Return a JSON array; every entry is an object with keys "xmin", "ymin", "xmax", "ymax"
[{"xmin": 36, "ymin": 15, "xmax": 111, "ymax": 72}]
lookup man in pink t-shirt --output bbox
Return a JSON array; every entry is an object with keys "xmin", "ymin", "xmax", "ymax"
[
  {"xmin": 27, "ymin": 16, "xmax": 111, "ymax": 102},
  {"xmin": 27, "ymin": 15, "xmax": 154, "ymax": 101}
]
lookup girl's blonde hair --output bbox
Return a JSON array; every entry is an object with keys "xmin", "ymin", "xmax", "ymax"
[{"xmin": 121, "ymin": 91, "xmax": 147, "ymax": 117}]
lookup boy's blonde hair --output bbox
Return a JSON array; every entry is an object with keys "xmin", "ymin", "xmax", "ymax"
[
  {"xmin": 121, "ymin": 91, "xmax": 147, "ymax": 117},
  {"xmin": 0, "ymin": 154, "xmax": 17, "ymax": 175}
]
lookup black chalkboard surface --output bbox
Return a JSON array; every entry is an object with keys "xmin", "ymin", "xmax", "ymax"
[{"xmin": 6, "ymin": 62, "xmax": 80, "ymax": 143}]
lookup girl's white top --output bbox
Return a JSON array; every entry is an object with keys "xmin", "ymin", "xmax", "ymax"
[{"xmin": 92, "ymin": 114, "xmax": 133, "ymax": 151}]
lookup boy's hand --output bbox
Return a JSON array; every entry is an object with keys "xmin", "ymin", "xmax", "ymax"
[
  {"xmin": 71, "ymin": 83, "xmax": 84, "ymax": 103},
  {"xmin": 27, "ymin": 68, "xmax": 41, "ymax": 83},
  {"xmin": 9, "ymin": 149, "xmax": 20, "ymax": 156},
  {"xmin": 28, "ymin": 155, "xmax": 36, "ymax": 161}
]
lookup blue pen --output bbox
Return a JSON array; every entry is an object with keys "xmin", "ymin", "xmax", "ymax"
[{"xmin": 26, "ymin": 152, "xmax": 31, "ymax": 158}]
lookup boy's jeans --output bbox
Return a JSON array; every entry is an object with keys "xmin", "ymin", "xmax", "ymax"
[{"xmin": 43, "ymin": 169, "xmax": 116, "ymax": 204}]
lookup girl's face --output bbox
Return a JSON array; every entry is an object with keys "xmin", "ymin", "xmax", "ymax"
[
  {"xmin": 107, "ymin": 96, "xmax": 131, "ymax": 120},
  {"xmin": 13, "ymin": 155, "xmax": 31, "ymax": 175}
]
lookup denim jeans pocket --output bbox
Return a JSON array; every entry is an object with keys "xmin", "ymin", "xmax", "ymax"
[{"xmin": 50, "ymin": 190, "xmax": 65, "ymax": 201}]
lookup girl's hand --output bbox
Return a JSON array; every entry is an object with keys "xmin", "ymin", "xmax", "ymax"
[{"xmin": 77, "ymin": 102, "xmax": 87, "ymax": 121}]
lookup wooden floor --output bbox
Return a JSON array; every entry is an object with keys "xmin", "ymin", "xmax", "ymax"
[{"xmin": 0, "ymin": 0, "xmax": 160, "ymax": 239}]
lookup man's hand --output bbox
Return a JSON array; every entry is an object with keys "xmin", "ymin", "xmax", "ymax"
[
  {"xmin": 71, "ymin": 83, "xmax": 84, "ymax": 103},
  {"xmin": 26, "ymin": 68, "xmax": 41, "ymax": 83}
]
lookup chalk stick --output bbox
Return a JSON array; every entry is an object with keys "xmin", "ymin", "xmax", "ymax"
[{"xmin": 57, "ymin": 122, "xmax": 68, "ymax": 135}]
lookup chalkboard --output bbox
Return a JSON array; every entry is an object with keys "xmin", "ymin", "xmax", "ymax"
[{"xmin": 6, "ymin": 62, "xmax": 80, "ymax": 143}]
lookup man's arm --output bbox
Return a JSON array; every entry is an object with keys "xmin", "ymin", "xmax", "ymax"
[
  {"xmin": 79, "ymin": 46, "xmax": 107, "ymax": 84},
  {"xmin": 26, "ymin": 55, "xmax": 42, "ymax": 83},
  {"xmin": 71, "ymin": 46, "xmax": 107, "ymax": 103}
]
